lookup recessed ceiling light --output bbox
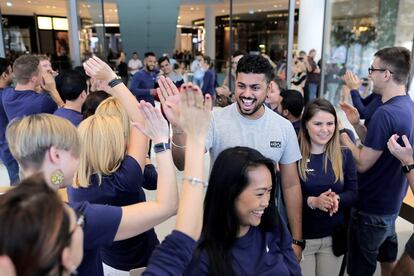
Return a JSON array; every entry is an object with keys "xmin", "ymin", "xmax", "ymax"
[
  {"xmin": 6, "ymin": 2, "xmax": 12, "ymax": 7},
  {"xmin": 27, "ymin": 0, "xmax": 31, "ymax": 3}
]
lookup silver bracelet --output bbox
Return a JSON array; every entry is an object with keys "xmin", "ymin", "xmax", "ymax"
[
  {"xmin": 182, "ymin": 177, "xmax": 208, "ymax": 188},
  {"xmin": 171, "ymin": 139, "xmax": 186, "ymax": 149}
]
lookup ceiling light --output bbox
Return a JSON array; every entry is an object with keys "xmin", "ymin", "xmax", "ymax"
[{"xmin": 6, "ymin": 1, "xmax": 12, "ymax": 7}]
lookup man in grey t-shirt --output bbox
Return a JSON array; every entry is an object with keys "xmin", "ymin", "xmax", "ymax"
[{"xmin": 158, "ymin": 54, "xmax": 304, "ymax": 261}]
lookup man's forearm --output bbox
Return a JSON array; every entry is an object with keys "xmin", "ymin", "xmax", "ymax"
[
  {"xmin": 283, "ymin": 184, "xmax": 302, "ymax": 240},
  {"xmin": 352, "ymin": 122, "xmax": 367, "ymax": 143}
]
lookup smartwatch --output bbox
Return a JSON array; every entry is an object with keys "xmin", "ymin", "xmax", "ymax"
[
  {"xmin": 153, "ymin": 142, "xmax": 171, "ymax": 153},
  {"xmin": 108, "ymin": 76, "xmax": 123, "ymax": 88},
  {"xmin": 292, "ymin": 239, "xmax": 306, "ymax": 250},
  {"xmin": 402, "ymin": 164, "xmax": 414, "ymax": 173}
]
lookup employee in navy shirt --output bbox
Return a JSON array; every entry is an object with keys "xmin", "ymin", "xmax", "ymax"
[
  {"xmin": 0, "ymin": 88, "xmax": 211, "ymax": 276},
  {"xmin": 340, "ymin": 47, "xmax": 414, "ymax": 276},
  {"xmin": 276, "ymin": 89, "xmax": 305, "ymax": 136},
  {"xmin": 0, "ymin": 58, "xmax": 19, "ymax": 185},
  {"xmin": 54, "ymin": 70, "xmax": 87, "ymax": 126},
  {"xmin": 2, "ymin": 55, "xmax": 64, "ymax": 121},
  {"xmin": 69, "ymin": 96, "xmax": 158, "ymax": 274},
  {"xmin": 129, "ymin": 52, "xmax": 158, "ymax": 106},
  {"xmin": 297, "ymin": 99, "xmax": 357, "ymax": 275},
  {"xmin": 1, "ymin": 54, "xmax": 64, "ymax": 186}
]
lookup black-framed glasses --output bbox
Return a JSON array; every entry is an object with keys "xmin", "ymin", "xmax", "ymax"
[{"xmin": 368, "ymin": 66, "xmax": 394, "ymax": 74}]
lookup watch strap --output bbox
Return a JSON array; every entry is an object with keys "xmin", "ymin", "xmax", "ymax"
[
  {"xmin": 402, "ymin": 164, "xmax": 414, "ymax": 173},
  {"xmin": 292, "ymin": 239, "xmax": 306, "ymax": 250},
  {"xmin": 108, "ymin": 76, "xmax": 123, "ymax": 88},
  {"xmin": 153, "ymin": 142, "xmax": 171, "ymax": 153}
]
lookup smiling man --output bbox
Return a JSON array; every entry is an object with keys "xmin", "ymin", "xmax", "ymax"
[{"xmin": 169, "ymin": 54, "xmax": 304, "ymax": 260}]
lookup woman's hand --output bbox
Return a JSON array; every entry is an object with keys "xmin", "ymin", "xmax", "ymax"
[
  {"xmin": 309, "ymin": 189, "xmax": 336, "ymax": 213},
  {"xmin": 83, "ymin": 56, "xmax": 117, "ymax": 83},
  {"xmin": 179, "ymin": 85, "xmax": 212, "ymax": 142},
  {"xmin": 133, "ymin": 101, "xmax": 170, "ymax": 144}
]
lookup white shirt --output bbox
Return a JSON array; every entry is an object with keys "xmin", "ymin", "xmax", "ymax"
[{"xmin": 128, "ymin": 59, "xmax": 143, "ymax": 75}]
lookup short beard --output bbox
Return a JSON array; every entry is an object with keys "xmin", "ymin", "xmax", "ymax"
[{"xmin": 236, "ymin": 98, "xmax": 265, "ymax": 116}]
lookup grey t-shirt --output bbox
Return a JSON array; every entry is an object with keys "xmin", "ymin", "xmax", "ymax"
[{"xmin": 205, "ymin": 103, "xmax": 301, "ymax": 166}]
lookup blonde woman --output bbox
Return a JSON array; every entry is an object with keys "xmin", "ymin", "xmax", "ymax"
[
  {"xmin": 68, "ymin": 99, "xmax": 158, "ymax": 273},
  {"xmin": 298, "ymin": 99, "xmax": 357, "ymax": 276},
  {"xmin": 5, "ymin": 109, "xmax": 177, "ymax": 276}
]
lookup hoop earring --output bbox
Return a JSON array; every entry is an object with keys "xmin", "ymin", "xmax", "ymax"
[{"xmin": 51, "ymin": 169, "xmax": 65, "ymax": 186}]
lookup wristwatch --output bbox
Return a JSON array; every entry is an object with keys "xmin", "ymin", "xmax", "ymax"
[
  {"xmin": 153, "ymin": 142, "xmax": 171, "ymax": 153},
  {"xmin": 108, "ymin": 76, "xmax": 123, "ymax": 88},
  {"xmin": 292, "ymin": 239, "xmax": 306, "ymax": 250},
  {"xmin": 339, "ymin": 129, "xmax": 347, "ymax": 135},
  {"xmin": 402, "ymin": 164, "xmax": 414, "ymax": 173}
]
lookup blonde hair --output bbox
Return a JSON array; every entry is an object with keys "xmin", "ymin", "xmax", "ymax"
[
  {"xmin": 298, "ymin": 99, "xmax": 343, "ymax": 182},
  {"xmin": 95, "ymin": 97, "xmax": 130, "ymax": 143},
  {"xmin": 74, "ymin": 114, "xmax": 126, "ymax": 188},
  {"xmin": 5, "ymin": 114, "xmax": 80, "ymax": 170}
]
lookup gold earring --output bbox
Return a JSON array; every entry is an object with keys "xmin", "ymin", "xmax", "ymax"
[{"xmin": 51, "ymin": 169, "xmax": 65, "ymax": 186}]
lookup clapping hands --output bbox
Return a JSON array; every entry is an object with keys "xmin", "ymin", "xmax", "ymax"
[{"xmin": 310, "ymin": 189, "xmax": 340, "ymax": 216}]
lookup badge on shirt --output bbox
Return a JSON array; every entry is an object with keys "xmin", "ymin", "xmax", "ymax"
[{"xmin": 270, "ymin": 141, "xmax": 281, "ymax": 148}]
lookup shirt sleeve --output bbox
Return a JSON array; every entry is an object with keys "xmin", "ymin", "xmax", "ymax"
[
  {"xmin": 142, "ymin": 164, "xmax": 158, "ymax": 190},
  {"xmin": 279, "ymin": 122, "xmax": 302, "ymax": 164},
  {"xmin": 80, "ymin": 202, "xmax": 122, "ymax": 249},
  {"xmin": 277, "ymin": 221, "xmax": 302, "ymax": 276},
  {"xmin": 41, "ymin": 94, "xmax": 58, "ymax": 114},
  {"xmin": 364, "ymin": 108, "xmax": 392, "ymax": 151},
  {"xmin": 112, "ymin": 156, "xmax": 144, "ymax": 192},
  {"xmin": 338, "ymin": 149, "xmax": 358, "ymax": 209},
  {"xmin": 143, "ymin": 230, "xmax": 197, "ymax": 276}
]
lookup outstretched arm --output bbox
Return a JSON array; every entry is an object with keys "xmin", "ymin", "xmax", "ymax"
[
  {"xmin": 143, "ymin": 89, "xmax": 212, "ymax": 275},
  {"xmin": 83, "ymin": 56, "xmax": 148, "ymax": 170}
]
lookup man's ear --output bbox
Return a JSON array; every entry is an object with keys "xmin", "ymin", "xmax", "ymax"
[{"xmin": 282, "ymin": 109, "xmax": 289, "ymax": 117}]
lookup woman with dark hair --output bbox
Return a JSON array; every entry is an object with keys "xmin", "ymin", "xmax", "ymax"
[
  {"xmin": 184, "ymin": 147, "xmax": 301, "ymax": 275},
  {"xmin": 298, "ymin": 99, "xmax": 357, "ymax": 276},
  {"xmin": 81, "ymin": 90, "xmax": 111, "ymax": 119},
  {"xmin": 0, "ymin": 174, "xmax": 84, "ymax": 276}
]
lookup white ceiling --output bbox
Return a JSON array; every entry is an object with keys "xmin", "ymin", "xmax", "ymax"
[{"xmin": 0, "ymin": 0, "xmax": 299, "ymax": 25}]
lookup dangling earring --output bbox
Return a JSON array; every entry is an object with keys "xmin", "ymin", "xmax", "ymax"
[{"xmin": 51, "ymin": 169, "xmax": 65, "ymax": 186}]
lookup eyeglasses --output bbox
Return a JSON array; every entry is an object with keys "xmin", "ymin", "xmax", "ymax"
[{"xmin": 368, "ymin": 66, "xmax": 394, "ymax": 74}]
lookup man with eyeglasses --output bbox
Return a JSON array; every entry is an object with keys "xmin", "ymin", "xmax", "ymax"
[{"xmin": 339, "ymin": 47, "xmax": 414, "ymax": 276}]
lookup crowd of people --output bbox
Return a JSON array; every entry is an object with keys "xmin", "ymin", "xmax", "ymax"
[{"xmin": 0, "ymin": 45, "xmax": 413, "ymax": 276}]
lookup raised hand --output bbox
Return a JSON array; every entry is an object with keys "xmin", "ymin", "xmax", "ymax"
[
  {"xmin": 179, "ymin": 86, "xmax": 212, "ymax": 141},
  {"xmin": 342, "ymin": 70, "xmax": 362, "ymax": 91},
  {"xmin": 387, "ymin": 134, "xmax": 414, "ymax": 165},
  {"xmin": 83, "ymin": 56, "xmax": 117, "ymax": 83},
  {"xmin": 41, "ymin": 71, "xmax": 57, "ymax": 93},
  {"xmin": 340, "ymin": 102, "xmax": 360, "ymax": 126},
  {"xmin": 133, "ymin": 101, "xmax": 170, "ymax": 144},
  {"xmin": 157, "ymin": 76, "xmax": 182, "ymax": 127}
]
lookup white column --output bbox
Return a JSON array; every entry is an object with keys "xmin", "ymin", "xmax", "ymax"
[
  {"xmin": 67, "ymin": 0, "xmax": 81, "ymax": 67},
  {"xmin": 298, "ymin": 0, "xmax": 325, "ymax": 60},
  {"xmin": 204, "ymin": 4, "xmax": 215, "ymax": 59}
]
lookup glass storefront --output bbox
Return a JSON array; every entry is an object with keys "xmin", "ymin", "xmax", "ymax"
[{"xmin": 321, "ymin": 0, "xmax": 414, "ymax": 106}]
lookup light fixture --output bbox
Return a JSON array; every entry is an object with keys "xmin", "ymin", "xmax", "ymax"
[{"xmin": 6, "ymin": 1, "xmax": 12, "ymax": 7}]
